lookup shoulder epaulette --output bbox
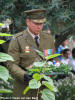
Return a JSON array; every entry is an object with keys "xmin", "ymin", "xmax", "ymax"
[
  {"xmin": 12, "ymin": 31, "xmax": 25, "ymax": 40},
  {"xmin": 41, "ymin": 31, "xmax": 50, "ymax": 38},
  {"xmin": 15, "ymin": 32, "xmax": 24, "ymax": 38}
]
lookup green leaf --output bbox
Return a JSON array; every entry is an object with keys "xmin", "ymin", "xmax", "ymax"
[
  {"xmin": 42, "ymin": 79, "xmax": 58, "ymax": 92},
  {"xmin": 0, "ymin": 89, "xmax": 12, "ymax": 94},
  {"xmin": 46, "ymin": 54, "xmax": 61, "ymax": 61},
  {"xmin": 0, "ymin": 66, "xmax": 9, "ymax": 82},
  {"xmin": 42, "ymin": 81, "xmax": 53, "ymax": 91},
  {"xmin": 0, "ymin": 23, "xmax": 4, "ymax": 26},
  {"xmin": 8, "ymin": 76, "xmax": 14, "ymax": 81},
  {"xmin": 41, "ymin": 89, "xmax": 55, "ymax": 100},
  {"xmin": 33, "ymin": 61, "xmax": 46, "ymax": 67},
  {"xmin": 0, "ymin": 52, "xmax": 14, "ymax": 62},
  {"xmin": 52, "ymin": 86, "xmax": 58, "ymax": 92},
  {"xmin": 33, "ymin": 73, "xmax": 43, "ymax": 81},
  {"xmin": 0, "ymin": 40, "xmax": 6, "ymax": 44},
  {"xmin": 34, "ymin": 49, "xmax": 44, "ymax": 58},
  {"xmin": 29, "ymin": 79, "xmax": 41, "ymax": 89},
  {"xmin": 43, "ymin": 75, "xmax": 54, "ymax": 86},
  {"xmin": 27, "ymin": 68, "xmax": 40, "ymax": 73},
  {"xmin": 23, "ymin": 86, "xmax": 30, "ymax": 95},
  {"xmin": 0, "ymin": 33, "xmax": 13, "ymax": 36}
]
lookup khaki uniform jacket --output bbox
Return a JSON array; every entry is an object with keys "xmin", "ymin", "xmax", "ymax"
[{"xmin": 7, "ymin": 29, "xmax": 55, "ymax": 99}]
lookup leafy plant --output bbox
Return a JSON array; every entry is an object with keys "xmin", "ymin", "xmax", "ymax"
[
  {"xmin": 0, "ymin": 52, "xmax": 14, "ymax": 62},
  {"xmin": 0, "ymin": 65, "xmax": 9, "ymax": 82},
  {"xmin": 0, "ymin": 23, "xmax": 4, "ymax": 26},
  {"xmin": 0, "ymin": 23, "xmax": 14, "ymax": 63},
  {"xmin": 24, "ymin": 73, "xmax": 58, "ymax": 100},
  {"xmin": 55, "ymin": 74, "xmax": 75, "ymax": 100},
  {"xmin": 23, "ymin": 49, "xmax": 72, "ymax": 100},
  {"xmin": 0, "ymin": 23, "xmax": 14, "ymax": 95},
  {"xmin": 27, "ymin": 62, "xmax": 72, "ymax": 76}
]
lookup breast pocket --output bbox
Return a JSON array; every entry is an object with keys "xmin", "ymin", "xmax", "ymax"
[
  {"xmin": 20, "ymin": 52, "xmax": 36, "ymax": 58},
  {"xmin": 20, "ymin": 52, "xmax": 36, "ymax": 62},
  {"xmin": 20, "ymin": 52, "xmax": 36, "ymax": 66}
]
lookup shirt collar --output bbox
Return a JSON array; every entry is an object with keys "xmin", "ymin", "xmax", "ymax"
[{"xmin": 27, "ymin": 28, "xmax": 40, "ymax": 39}]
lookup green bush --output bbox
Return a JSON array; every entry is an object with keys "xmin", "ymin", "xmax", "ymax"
[
  {"xmin": 0, "ymin": 23, "xmax": 14, "ymax": 97},
  {"xmin": 55, "ymin": 74, "xmax": 75, "ymax": 100}
]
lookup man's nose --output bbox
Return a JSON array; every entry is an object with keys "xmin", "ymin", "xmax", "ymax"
[{"xmin": 37, "ymin": 25, "xmax": 42, "ymax": 28}]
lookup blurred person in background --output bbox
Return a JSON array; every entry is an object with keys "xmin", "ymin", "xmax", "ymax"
[
  {"xmin": 68, "ymin": 48, "xmax": 75, "ymax": 74},
  {"xmin": 56, "ymin": 39, "xmax": 69, "ymax": 61},
  {"xmin": 68, "ymin": 36, "xmax": 75, "ymax": 50},
  {"xmin": 61, "ymin": 48, "xmax": 71, "ymax": 65}
]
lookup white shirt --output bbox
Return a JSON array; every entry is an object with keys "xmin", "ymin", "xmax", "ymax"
[
  {"xmin": 68, "ymin": 59, "xmax": 75, "ymax": 71},
  {"xmin": 60, "ymin": 45, "xmax": 69, "ymax": 50},
  {"xmin": 61, "ymin": 57, "xmax": 70, "ymax": 65}
]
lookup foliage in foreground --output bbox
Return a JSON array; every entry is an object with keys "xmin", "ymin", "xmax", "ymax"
[
  {"xmin": 24, "ymin": 60, "xmax": 72, "ymax": 100},
  {"xmin": 55, "ymin": 74, "xmax": 75, "ymax": 100},
  {"xmin": 23, "ymin": 48, "xmax": 72, "ymax": 100},
  {"xmin": 0, "ymin": 23, "xmax": 14, "ymax": 96}
]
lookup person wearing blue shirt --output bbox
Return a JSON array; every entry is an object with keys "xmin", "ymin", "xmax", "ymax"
[{"xmin": 56, "ymin": 39, "xmax": 72, "ymax": 60}]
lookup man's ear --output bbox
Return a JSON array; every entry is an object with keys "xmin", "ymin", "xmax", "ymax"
[{"xmin": 26, "ymin": 19, "xmax": 30, "ymax": 26}]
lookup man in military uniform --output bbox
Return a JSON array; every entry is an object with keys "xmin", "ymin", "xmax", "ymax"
[{"xmin": 7, "ymin": 9, "xmax": 55, "ymax": 100}]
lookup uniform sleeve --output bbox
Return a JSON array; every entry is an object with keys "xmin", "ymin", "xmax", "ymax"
[
  {"xmin": 50, "ymin": 34, "xmax": 56, "ymax": 53},
  {"xmin": 7, "ymin": 38, "xmax": 26, "ymax": 82}
]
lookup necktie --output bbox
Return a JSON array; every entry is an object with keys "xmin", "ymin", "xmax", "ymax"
[{"xmin": 35, "ymin": 36, "xmax": 39, "ymax": 47}]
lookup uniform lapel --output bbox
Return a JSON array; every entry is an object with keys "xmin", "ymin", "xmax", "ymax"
[
  {"xmin": 23, "ymin": 29, "xmax": 37, "ymax": 49},
  {"xmin": 39, "ymin": 32, "xmax": 46, "ymax": 51}
]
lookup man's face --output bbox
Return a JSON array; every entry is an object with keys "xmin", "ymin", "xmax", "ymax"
[
  {"xmin": 62, "ymin": 40, "xmax": 68, "ymax": 46},
  {"xmin": 26, "ymin": 19, "xmax": 43, "ymax": 35},
  {"xmin": 65, "ymin": 51, "xmax": 71, "ymax": 59}
]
